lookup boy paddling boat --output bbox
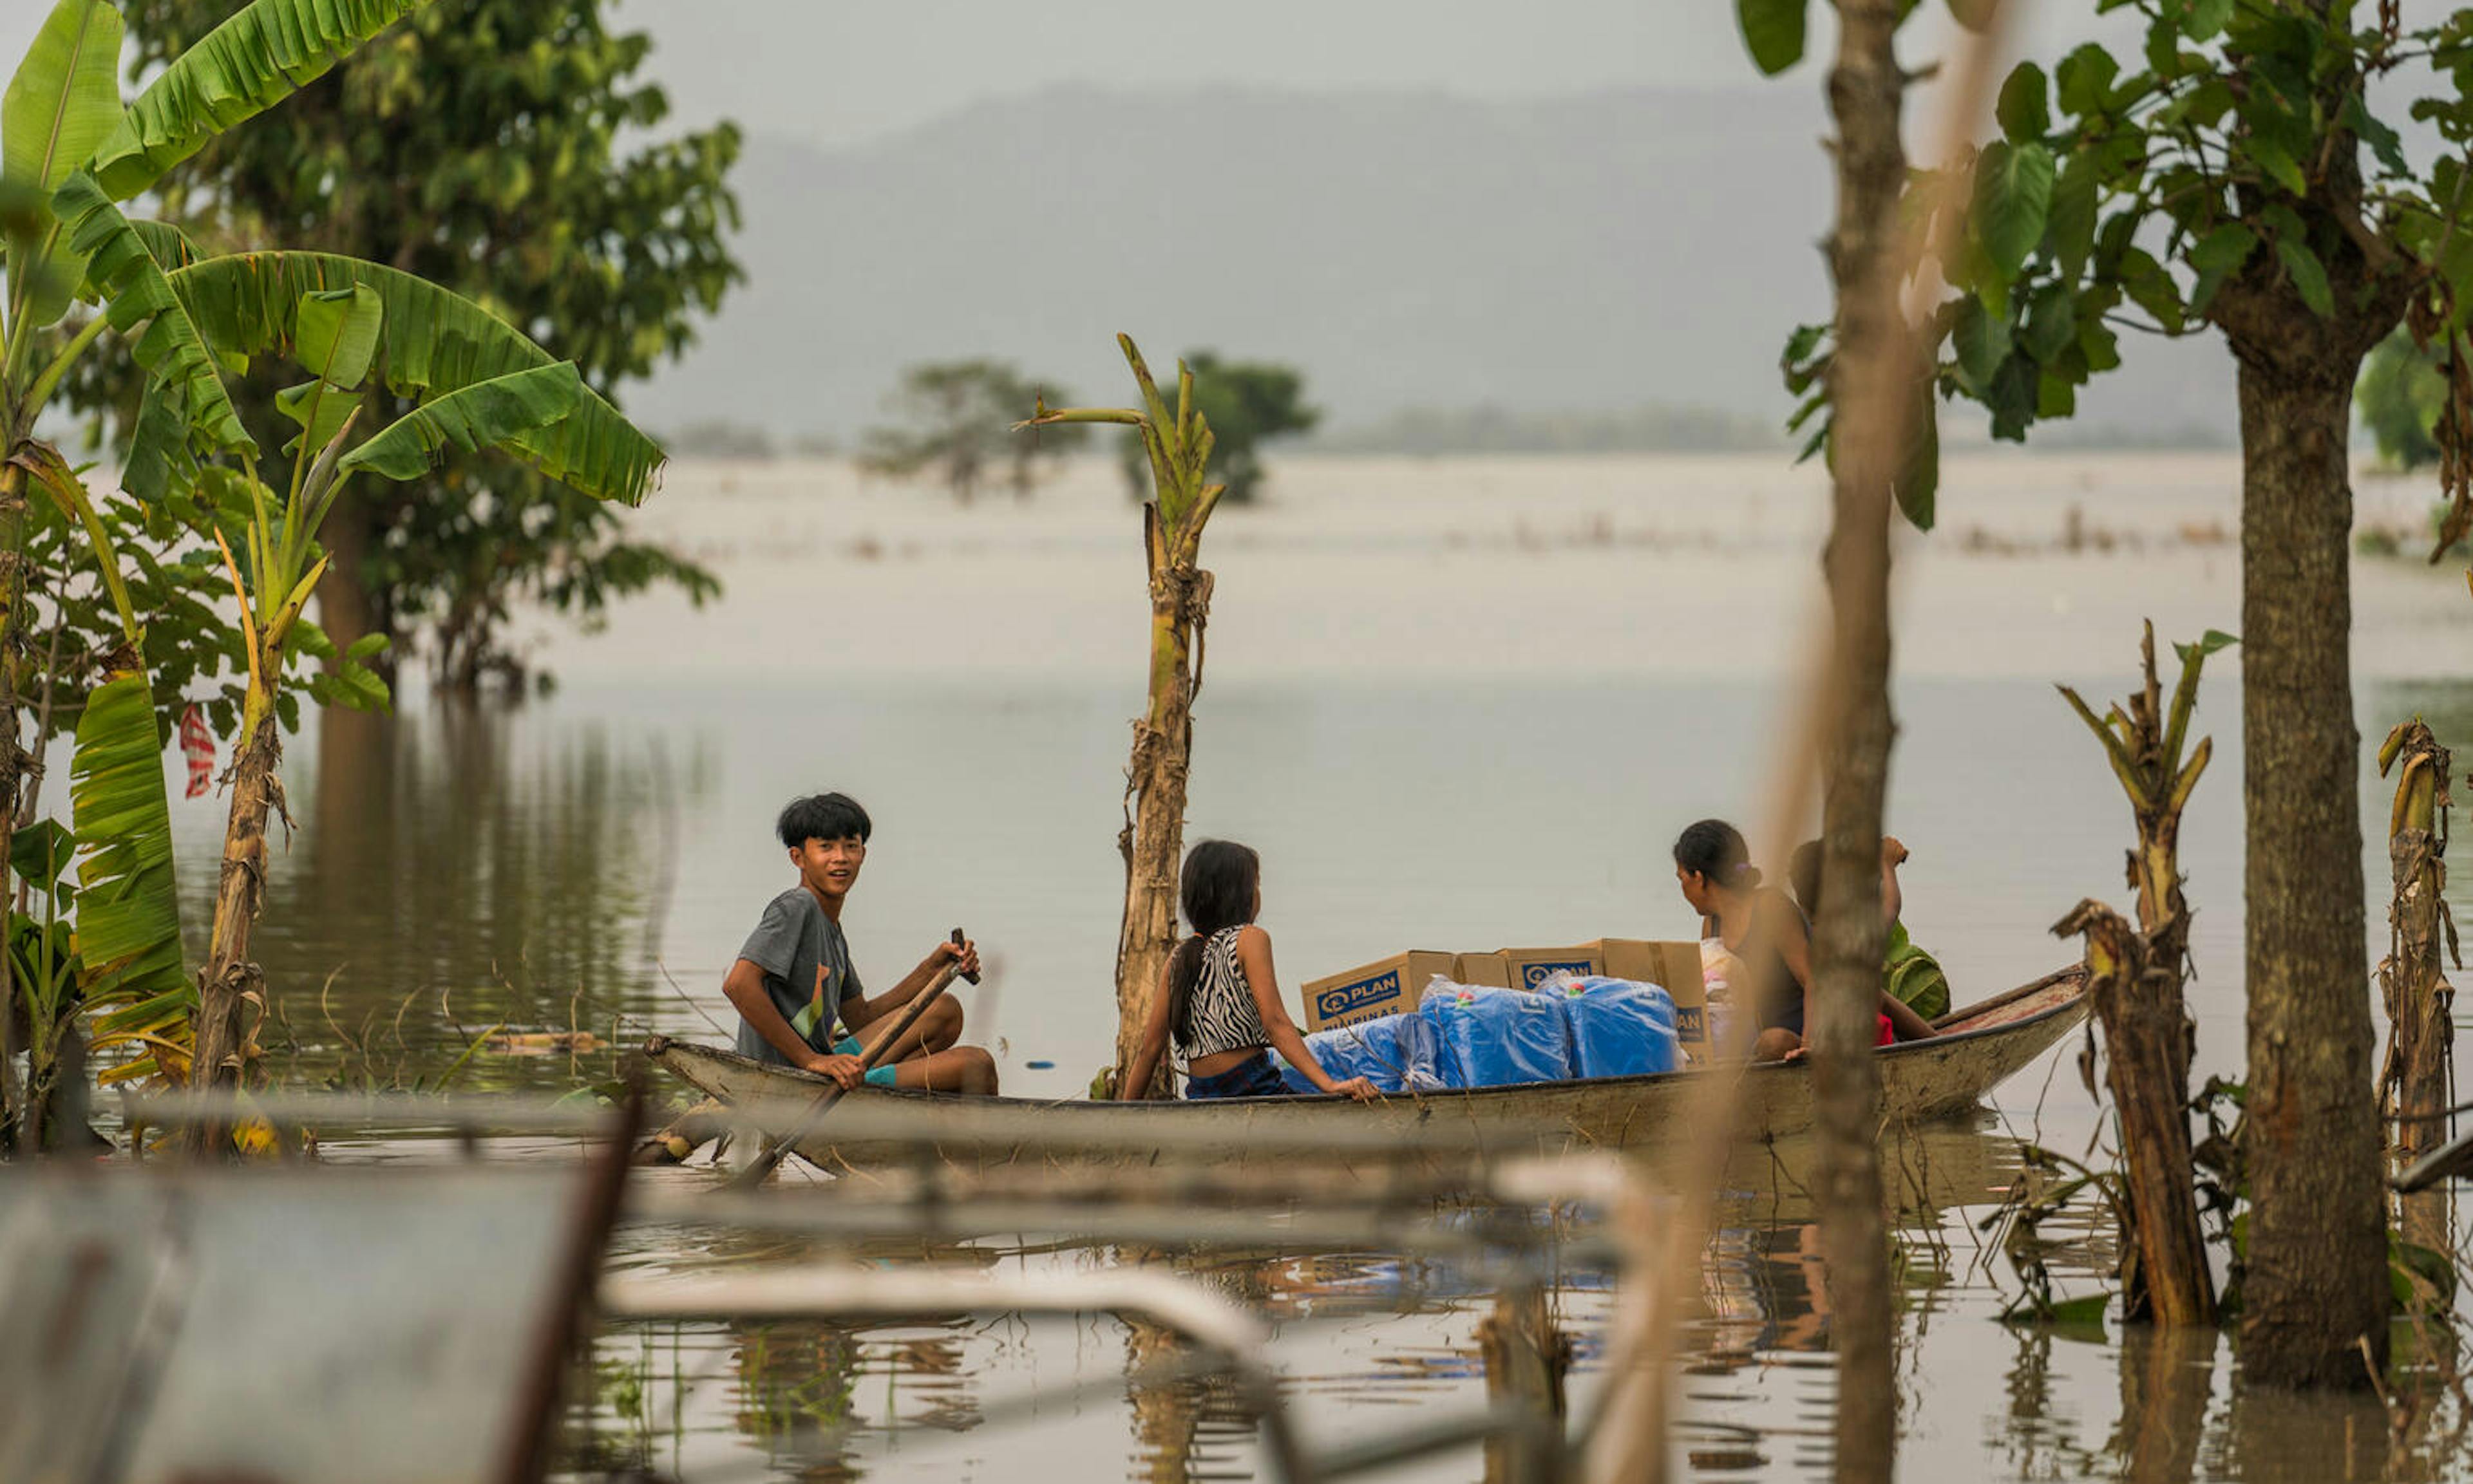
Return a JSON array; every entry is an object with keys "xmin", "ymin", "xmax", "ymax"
[{"xmin": 723, "ymin": 792, "xmax": 999, "ymax": 1094}]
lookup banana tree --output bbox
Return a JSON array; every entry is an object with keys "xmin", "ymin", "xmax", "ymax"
[
  {"xmin": 1, "ymin": 0, "xmax": 439, "ymax": 1143},
  {"xmin": 1018, "ymin": 336, "xmax": 1224, "ymax": 1097},
  {"xmin": 86, "ymin": 262, "xmax": 657, "ymax": 1108}
]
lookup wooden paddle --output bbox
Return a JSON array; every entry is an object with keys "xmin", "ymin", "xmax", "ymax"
[{"xmin": 725, "ymin": 928, "xmax": 974, "ymax": 1190}]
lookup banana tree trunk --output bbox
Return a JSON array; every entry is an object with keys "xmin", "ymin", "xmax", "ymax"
[
  {"xmin": 1113, "ymin": 504, "xmax": 1211, "ymax": 1096},
  {"xmin": 2054, "ymin": 625, "xmax": 2217, "ymax": 1327},
  {"xmin": 191, "ymin": 692, "xmax": 285, "ymax": 1130},
  {"xmin": 0, "ymin": 458, "xmax": 30, "ymax": 1147},
  {"xmin": 2378, "ymin": 724, "xmax": 2454, "ymax": 1256}
]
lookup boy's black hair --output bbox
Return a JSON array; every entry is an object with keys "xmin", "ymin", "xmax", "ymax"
[
  {"xmin": 1673, "ymin": 818, "xmax": 1756, "ymax": 887},
  {"xmin": 777, "ymin": 792, "xmax": 872, "ymax": 850},
  {"xmin": 1164, "ymin": 840, "xmax": 1263, "ymax": 1041}
]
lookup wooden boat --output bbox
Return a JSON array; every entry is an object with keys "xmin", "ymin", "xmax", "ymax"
[{"xmin": 644, "ymin": 966, "xmax": 2087, "ymax": 1176}]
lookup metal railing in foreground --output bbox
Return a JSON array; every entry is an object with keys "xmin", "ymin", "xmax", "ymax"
[{"xmin": 95, "ymin": 1085, "xmax": 1668, "ymax": 1484}]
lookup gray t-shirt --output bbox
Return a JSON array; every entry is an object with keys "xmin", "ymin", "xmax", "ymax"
[{"xmin": 732, "ymin": 887, "xmax": 864, "ymax": 1066}]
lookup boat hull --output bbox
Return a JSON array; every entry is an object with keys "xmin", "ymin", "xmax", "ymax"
[{"xmin": 646, "ymin": 966, "xmax": 2087, "ymax": 1175}]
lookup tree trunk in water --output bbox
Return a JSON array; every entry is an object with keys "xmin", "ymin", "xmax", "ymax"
[
  {"xmin": 2376, "ymin": 724, "xmax": 2454, "ymax": 1257},
  {"xmin": 1113, "ymin": 505, "xmax": 1211, "ymax": 1096},
  {"xmin": 2058, "ymin": 901, "xmax": 2217, "ymax": 1325},
  {"xmin": 191, "ymin": 708, "xmax": 285, "ymax": 1144},
  {"xmin": 1812, "ymin": 1, "xmax": 1904, "ymax": 1477},
  {"xmin": 2234, "ymin": 359, "xmax": 2387, "ymax": 1388},
  {"xmin": 2053, "ymin": 623, "xmax": 2217, "ymax": 1326}
]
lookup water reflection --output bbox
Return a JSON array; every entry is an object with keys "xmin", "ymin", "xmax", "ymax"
[
  {"xmin": 223, "ymin": 702, "xmax": 717, "ymax": 1093},
  {"xmin": 2112, "ymin": 1326, "xmax": 2215, "ymax": 1484},
  {"xmin": 1124, "ymin": 1316, "xmax": 1254, "ymax": 1484}
]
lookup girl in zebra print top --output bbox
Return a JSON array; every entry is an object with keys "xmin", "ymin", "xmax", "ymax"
[{"xmin": 1120, "ymin": 840, "xmax": 1380, "ymax": 1102}]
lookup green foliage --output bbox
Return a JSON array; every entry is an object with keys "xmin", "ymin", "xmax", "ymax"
[
  {"xmin": 102, "ymin": 0, "xmax": 741, "ymax": 690},
  {"xmin": 1734, "ymin": 0, "xmax": 1808, "ymax": 77},
  {"xmin": 3, "ymin": 1, "xmax": 122, "ymax": 194},
  {"xmin": 858, "ymin": 360, "xmax": 1086, "ymax": 502},
  {"xmin": 1770, "ymin": 2, "xmax": 2470, "ymax": 523},
  {"xmin": 159, "ymin": 254, "xmax": 661, "ymax": 505},
  {"xmin": 2358, "ymin": 328, "xmax": 2448, "ymax": 472},
  {"xmin": 90, "ymin": 0, "xmax": 433, "ymax": 200},
  {"xmin": 1115, "ymin": 352, "xmax": 1316, "ymax": 506},
  {"xmin": 70, "ymin": 668, "xmax": 191, "ymax": 1084},
  {"xmin": 203, "ymin": 281, "xmax": 638, "ymax": 715},
  {"xmin": 339, "ymin": 362, "xmax": 584, "ymax": 481},
  {"xmin": 53, "ymin": 171, "xmax": 252, "ymax": 460}
]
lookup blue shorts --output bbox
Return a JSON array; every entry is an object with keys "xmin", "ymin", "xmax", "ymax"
[
  {"xmin": 1184, "ymin": 1051, "xmax": 1289, "ymax": 1100},
  {"xmin": 831, "ymin": 1034, "xmax": 901, "ymax": 1087}
]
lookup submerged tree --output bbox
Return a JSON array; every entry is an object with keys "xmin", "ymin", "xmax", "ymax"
[
  {"xmin": 860, "ymin": 360, "xmax": 1085, "ymax": 502},
  {"xmin": 1115, "ymin": 352, "xmax": 1314, "ymax": 505},
  {"xmin": 1021, "ymin": 337, "xmax": 1224, "ymax": 1097},
  {"xmin": 101, "ymin": 0, "xmax": 739, "ymax": 692}
]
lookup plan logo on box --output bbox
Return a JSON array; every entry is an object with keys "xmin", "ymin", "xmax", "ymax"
[
  {"xmin": 1518, "ymin": 959, "xmax": 1593, "ymax": 990},
  {"xmin": 1315, "ymin": 970, "xmax": 1402, "ymax": 1023}
]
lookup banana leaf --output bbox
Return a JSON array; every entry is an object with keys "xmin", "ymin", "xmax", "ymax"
[
  {"xmin": 341, "ymin": 362, "xmax": 585, "ymax": 480},
  {"xmin": 1, "ymin": 0, "xmax": 121, "ymax": 331},
  {"xmin": 128, "ymin": 217, "xmax": 207, "ymax": 272},
  {"xmin": 70, "ymin": 670, "xmax": 191, "ymax": 1024},
  {"xmin": 88, "ymin": 0, "xmax": 432, "ymax": 202},
  {"xmin": 166, "ymin": 252, "xmax": 663, "ymax": 505},
  {"xmin": 2, "ymin": 0, "xmax": 121, "ymax": 192},
  {"xmin": 53, "ymin": 173, "xmax": 255, "ymax": 477}
]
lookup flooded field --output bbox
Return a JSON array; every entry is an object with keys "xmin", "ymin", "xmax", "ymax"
[{"xmin": 173, "ymin": 451, "xmax": 2473, "ymax": 1479}]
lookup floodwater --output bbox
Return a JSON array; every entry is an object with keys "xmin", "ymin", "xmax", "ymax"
[{"xmin": 153, "ymin": 451, "xmax": 2473, "ymax": 1479}]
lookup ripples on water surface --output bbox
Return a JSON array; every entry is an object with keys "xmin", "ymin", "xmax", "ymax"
[{"xmin": 167, "ymin": 454, "xmax": 2473, "ymax": 1479}]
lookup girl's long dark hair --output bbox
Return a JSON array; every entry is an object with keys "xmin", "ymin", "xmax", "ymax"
[
  {"xmin": 1674, "ymin": 818, "xmax": 1759, "ymax": 889},
  {"xmin": 1164, "ymin": 840, "xmax": 1262, "ymax": 1040}
]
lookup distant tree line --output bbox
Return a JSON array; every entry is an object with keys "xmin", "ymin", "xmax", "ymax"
[{"xmin": 1310, "ymin": 403, "xmax": 1779, "ymax": 456}]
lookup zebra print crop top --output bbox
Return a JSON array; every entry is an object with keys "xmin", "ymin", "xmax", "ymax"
[{"xmin": 1177, "ymin": 925, "xmax": 1273, "ymax": 1060}]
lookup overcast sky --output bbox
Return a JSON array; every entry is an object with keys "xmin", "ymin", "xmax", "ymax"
[{"xmin": 0, "ymin": 3, "xmax": 2170, "ymax": 150}]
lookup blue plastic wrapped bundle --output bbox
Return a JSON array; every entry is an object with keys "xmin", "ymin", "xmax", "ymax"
[
  {"xmin": 1546, "ymin": 974, "xmax": 1681, "ymax": 1079},
  {"xmin": 1274, "ymin": 1011, "xmax": 1440, "ymax": 1094},
  {"xmin": 1416, "ymin": 981, "xmax": 1575, "ymax": 1088}
]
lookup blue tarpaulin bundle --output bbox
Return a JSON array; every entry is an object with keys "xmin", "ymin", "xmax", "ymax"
[
  {"xmin": 1417, "ymin": 982, "xmax": 1573, "ymax": 1088},
  {"xmin": 1545, "ymin": 973, "xmax": 1681, "ymax": 1078},
  {"xmin": 1275, "ymin": 1011, "xmax": 1441, "ymax": 1093}
]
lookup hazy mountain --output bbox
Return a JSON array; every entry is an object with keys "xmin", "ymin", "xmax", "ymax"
[{"xmin": 636, "ymin": 83, "xmax": 2237, "ymax": 445}]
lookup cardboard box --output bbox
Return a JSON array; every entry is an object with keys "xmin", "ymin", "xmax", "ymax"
[
  {"xmin": 1455, "ymin": 952, "xmax": 1513, "ymax": 988},
  {"xmin": 1300, "ymin": 937, "xmax": 1709, "ymax": 1047},
  {"xmin": 1300, "ymin": 950, "xmax": 1461, "ymax": 1031}
]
